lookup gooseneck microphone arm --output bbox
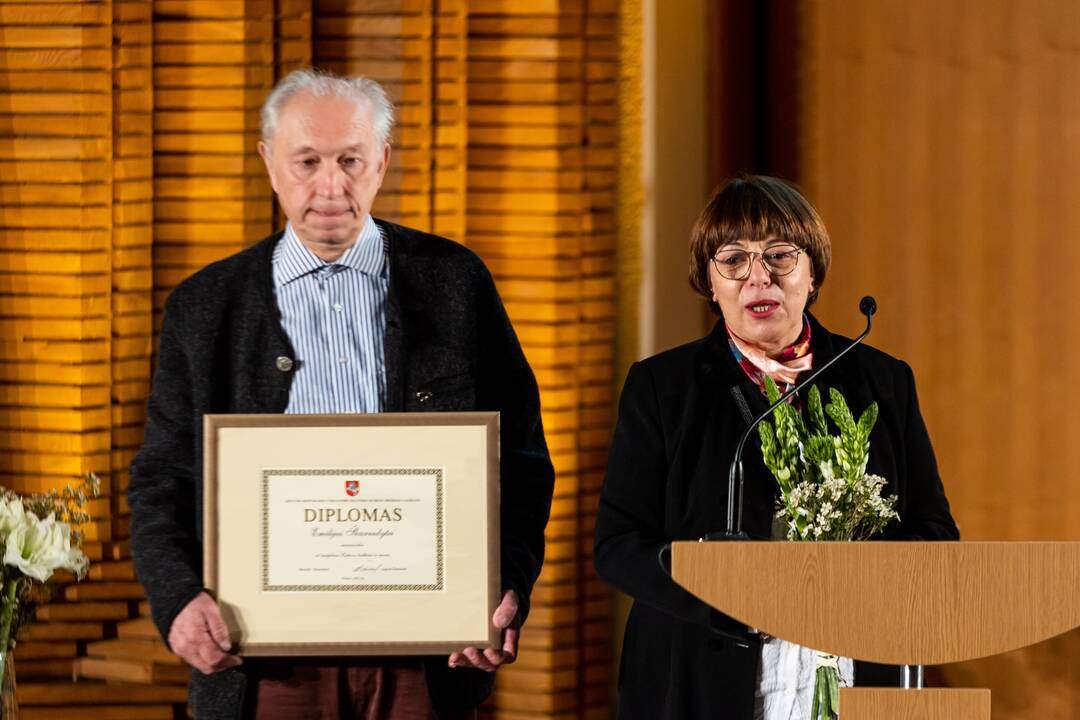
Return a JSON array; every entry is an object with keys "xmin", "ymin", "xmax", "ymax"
[{"xmin": 721, "ymin": 296, "xmax": 878, "ymax": 538}]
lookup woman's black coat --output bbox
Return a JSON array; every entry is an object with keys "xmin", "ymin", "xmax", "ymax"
[{"xmin": 594, "ymin": 313, "xmax": 959, "ymax": 719}]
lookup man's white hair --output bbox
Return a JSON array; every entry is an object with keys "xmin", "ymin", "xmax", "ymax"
[{"xmin": 260, "ymin": 68, "xmax": 395, "ymax": 148}]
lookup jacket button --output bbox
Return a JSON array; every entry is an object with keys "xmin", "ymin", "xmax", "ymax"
[
  {"xmin": 275, "ymin": 356, "xmax": 294, "ymax": 372},
  {"xmin": 415, "ymin": 391, "xmax": 432, "ymax": 404}
]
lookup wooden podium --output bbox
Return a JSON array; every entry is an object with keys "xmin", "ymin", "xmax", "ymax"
[{"xmin": 670, "ymin": 541, "xmax": 1080, "ymax": 719}]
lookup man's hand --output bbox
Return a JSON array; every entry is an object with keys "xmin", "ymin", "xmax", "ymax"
[
  {"xmin": 168, "ymin": 592, "xmax": 242, "ymax": 675},
  {"xmin": 447, "ymin": 589, "xmax": 520, "ymax": 672}
]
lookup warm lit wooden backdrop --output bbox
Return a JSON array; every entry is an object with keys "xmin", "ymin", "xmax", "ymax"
[
  {"xmin": 801, "ymin": 1, "xmax": 1080, "ymax": 717},
  {"xmin": 0, "ymin": 1, "xmax": 614, "ymax": 718}
]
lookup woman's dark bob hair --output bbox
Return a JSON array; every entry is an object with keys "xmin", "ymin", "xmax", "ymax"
[{"xmin": 689, "ymin": 175, "xmax": 832, "ymax": 314}]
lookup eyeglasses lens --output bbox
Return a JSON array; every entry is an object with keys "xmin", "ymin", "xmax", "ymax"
[{"xmin": 714, "ymin": 247, "xmax": 799, "ymax": 279}]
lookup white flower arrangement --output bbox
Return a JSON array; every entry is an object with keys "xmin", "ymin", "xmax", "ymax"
[
  {"xmin": 0, "ymin": 475, "xmax": 99, "ymax": 691},
  {"xmin": 757, "ymin": 379, "xmax": 899, "ymax": 720},
  {"xmin": 4, "ymin": 512, "xmax": 89, "ymax": 583}
]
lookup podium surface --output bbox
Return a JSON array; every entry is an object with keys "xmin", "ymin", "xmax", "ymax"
[{"xmin": 670, "ymin": 541, "xmax": 1080, "ymax": 665}]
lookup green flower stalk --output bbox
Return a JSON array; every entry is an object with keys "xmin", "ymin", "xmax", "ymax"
[
  {"xmin": 0, "ymin": 577, "xmax": 18, "ymax": 680},
  {"xmin": 756, "ymin": 380, "xmax": 898, "ymax": 719}
]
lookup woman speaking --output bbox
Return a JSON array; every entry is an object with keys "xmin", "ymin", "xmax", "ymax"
[{"xmin": 594, "ymin": 176, "xmax": 958, "ymax": 719}]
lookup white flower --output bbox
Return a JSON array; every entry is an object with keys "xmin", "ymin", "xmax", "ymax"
[
  {"xmin": 0, "ymin": 497, "xmax": 26, "ymax": 537},
  {"xmin": 3, "ymin": 512, "xmax": 88, "ymax": 582}
]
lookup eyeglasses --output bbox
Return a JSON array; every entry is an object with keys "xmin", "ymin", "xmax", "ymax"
[{"xmin": 711, "ymin": 244, "xmax": 802, "ymax": 280}]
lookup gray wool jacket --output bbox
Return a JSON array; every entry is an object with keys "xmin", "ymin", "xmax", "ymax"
[{"xmin": 128, "ymin": 219, "xmax": 555, "ymax": 719}]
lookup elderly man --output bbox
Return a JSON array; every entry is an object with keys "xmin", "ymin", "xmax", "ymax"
[{"xmin": 128, "ymin": 69, "xmax": 554, "ymax": 719}]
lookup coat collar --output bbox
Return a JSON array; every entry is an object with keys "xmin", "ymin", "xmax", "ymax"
[
  {"xmin": 376, "ymin": 217, "xmax": 406, "ymax": 412},
  {"xmin": 273, "ymin": 217, "xmax": 386, "ymax": 287}
]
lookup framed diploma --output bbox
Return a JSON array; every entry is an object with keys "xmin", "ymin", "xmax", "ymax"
[{"xmin": 203, "ymin": 412, "xmax": 500, "ymax": 656}]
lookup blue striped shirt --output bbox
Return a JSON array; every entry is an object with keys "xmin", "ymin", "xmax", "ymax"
[{"xmin": 272, "ymin": 217, "xmax": 388, "ymax": 414}]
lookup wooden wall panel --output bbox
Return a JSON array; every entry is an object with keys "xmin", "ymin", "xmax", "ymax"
[
  {"xmin": 111, "ymin": 0, "xmax": 153, "ymax": 557},
  {"xmin": 276, "ymin": 0, "xmax": 313, "ymax": 77},
  {"xmin": 10, "ymin": 3, "xmax": 188, "ymax": 716},
  {"xmin": 0, "ymin": 1, "xmax": 113, "ymax": 518},
  {"xmin": 433, "ymin": 0, "xmax": 467, "ymax": 241},
  {"xmin": 468, "ymin": 0, "xmax": 589, "ymax": 706},
  {"xmin": 0, "ymin": 1, "xmax": 618, "ymax": 716},
  {"xmin": 0, "ymin": 1, "xmax": 164, "ymax": 714},
  {"xmin": 579, "ymin": 4, "xmax": 616, "ymax": 716},
  {"xmin": 800, "ymin": 1, "xmax": 1080, "ymax": 716}
]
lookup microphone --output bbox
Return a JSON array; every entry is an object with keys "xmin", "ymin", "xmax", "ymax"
[{"xmin": 718, "ymin": 296, "xmax": 877, "ymax": 539}]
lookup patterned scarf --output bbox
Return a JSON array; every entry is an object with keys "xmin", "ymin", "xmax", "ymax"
[{"xmin": 727, "ymin": 316, "xmax": 813, "ymax": 400}]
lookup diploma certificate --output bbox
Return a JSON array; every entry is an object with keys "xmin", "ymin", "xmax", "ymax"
[
  {"xmin": 263, "ymin": 467, "xmax": 444, "ymax": 592},
  {"xmin": 204, "ymin": 412, "xmax": 499, "ymax": 656}
]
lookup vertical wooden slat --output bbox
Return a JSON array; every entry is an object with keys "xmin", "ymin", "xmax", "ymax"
[
  {"xmin": 579, "ymin": 1, "xmax": 616, "ymax": 716},
  {"xmin": 433, "ymin": 0, "xmax": 467, "ymax": 242},
  {"xmin": 0, "ymin": 2, "xmax": 113, "ymax": 520},
  {"xmin": 151, "ymin": 0, "xmax": 275, "ymax": 336},
  {"xmin": 277, "ymin": 0, "xmax": 313, "ymax": 77},
  {"xmin": 315, "ymin": 0, "xmax": 437, "ymax": 232},
  {"xmin": 111, "ymin": 0, "xmax": 154, "ymax": 554},
  {"xmin": 464, "ymin": 2, "xmax": 613, "ymax": 719},
  {"xmin": 610, "ymin": 0, "xmax": 641, "ymax": 707}
]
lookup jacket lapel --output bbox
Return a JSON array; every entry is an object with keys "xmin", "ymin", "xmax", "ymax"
[
  {"xmin": 696, "ymin": 318, "xmax": 772, "ymax": 421},
  {"xmin": 378, "ymin": 219, "xmax": 405, "ymax": 412}
]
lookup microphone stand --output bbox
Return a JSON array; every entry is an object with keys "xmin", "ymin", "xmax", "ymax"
[{"xmin": 717, "ymin": 296, "xmax": 878, "ymax": 540}]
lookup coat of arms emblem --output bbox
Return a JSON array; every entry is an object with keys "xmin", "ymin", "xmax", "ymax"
[{"xmin": 345, "ymin": 480, "xmax": 359, "ymax": 497}]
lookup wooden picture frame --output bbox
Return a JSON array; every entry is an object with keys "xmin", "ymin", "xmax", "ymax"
[{"xmin": 203, "ymin": 412, "xmax": 500, "ymax": 656}]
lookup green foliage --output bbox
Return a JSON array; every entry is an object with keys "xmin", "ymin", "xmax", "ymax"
[
  {"xmin": 756, "ymin": 379, "xmax": 896, "ymax": 541},
  {"xmin": 823, "ymin": 389, "xmax": 878, "ymax": 479},
  {"xmin": 807, "ymin": 385, "xmax": 828, "ymax": 437},
  {"xmin": 759, "ymin": 379, "xmax": 808, "ymax": 493}
]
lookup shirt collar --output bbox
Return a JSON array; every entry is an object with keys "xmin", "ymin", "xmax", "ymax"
[{"xmin": 272, "ymin": 215, "xmax": 385, "ymax": 288}]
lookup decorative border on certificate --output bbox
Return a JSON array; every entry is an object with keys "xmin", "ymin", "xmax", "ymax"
[{"xmin": 260, "ymin": 467, "xmax": 445, "ymax": 592}]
